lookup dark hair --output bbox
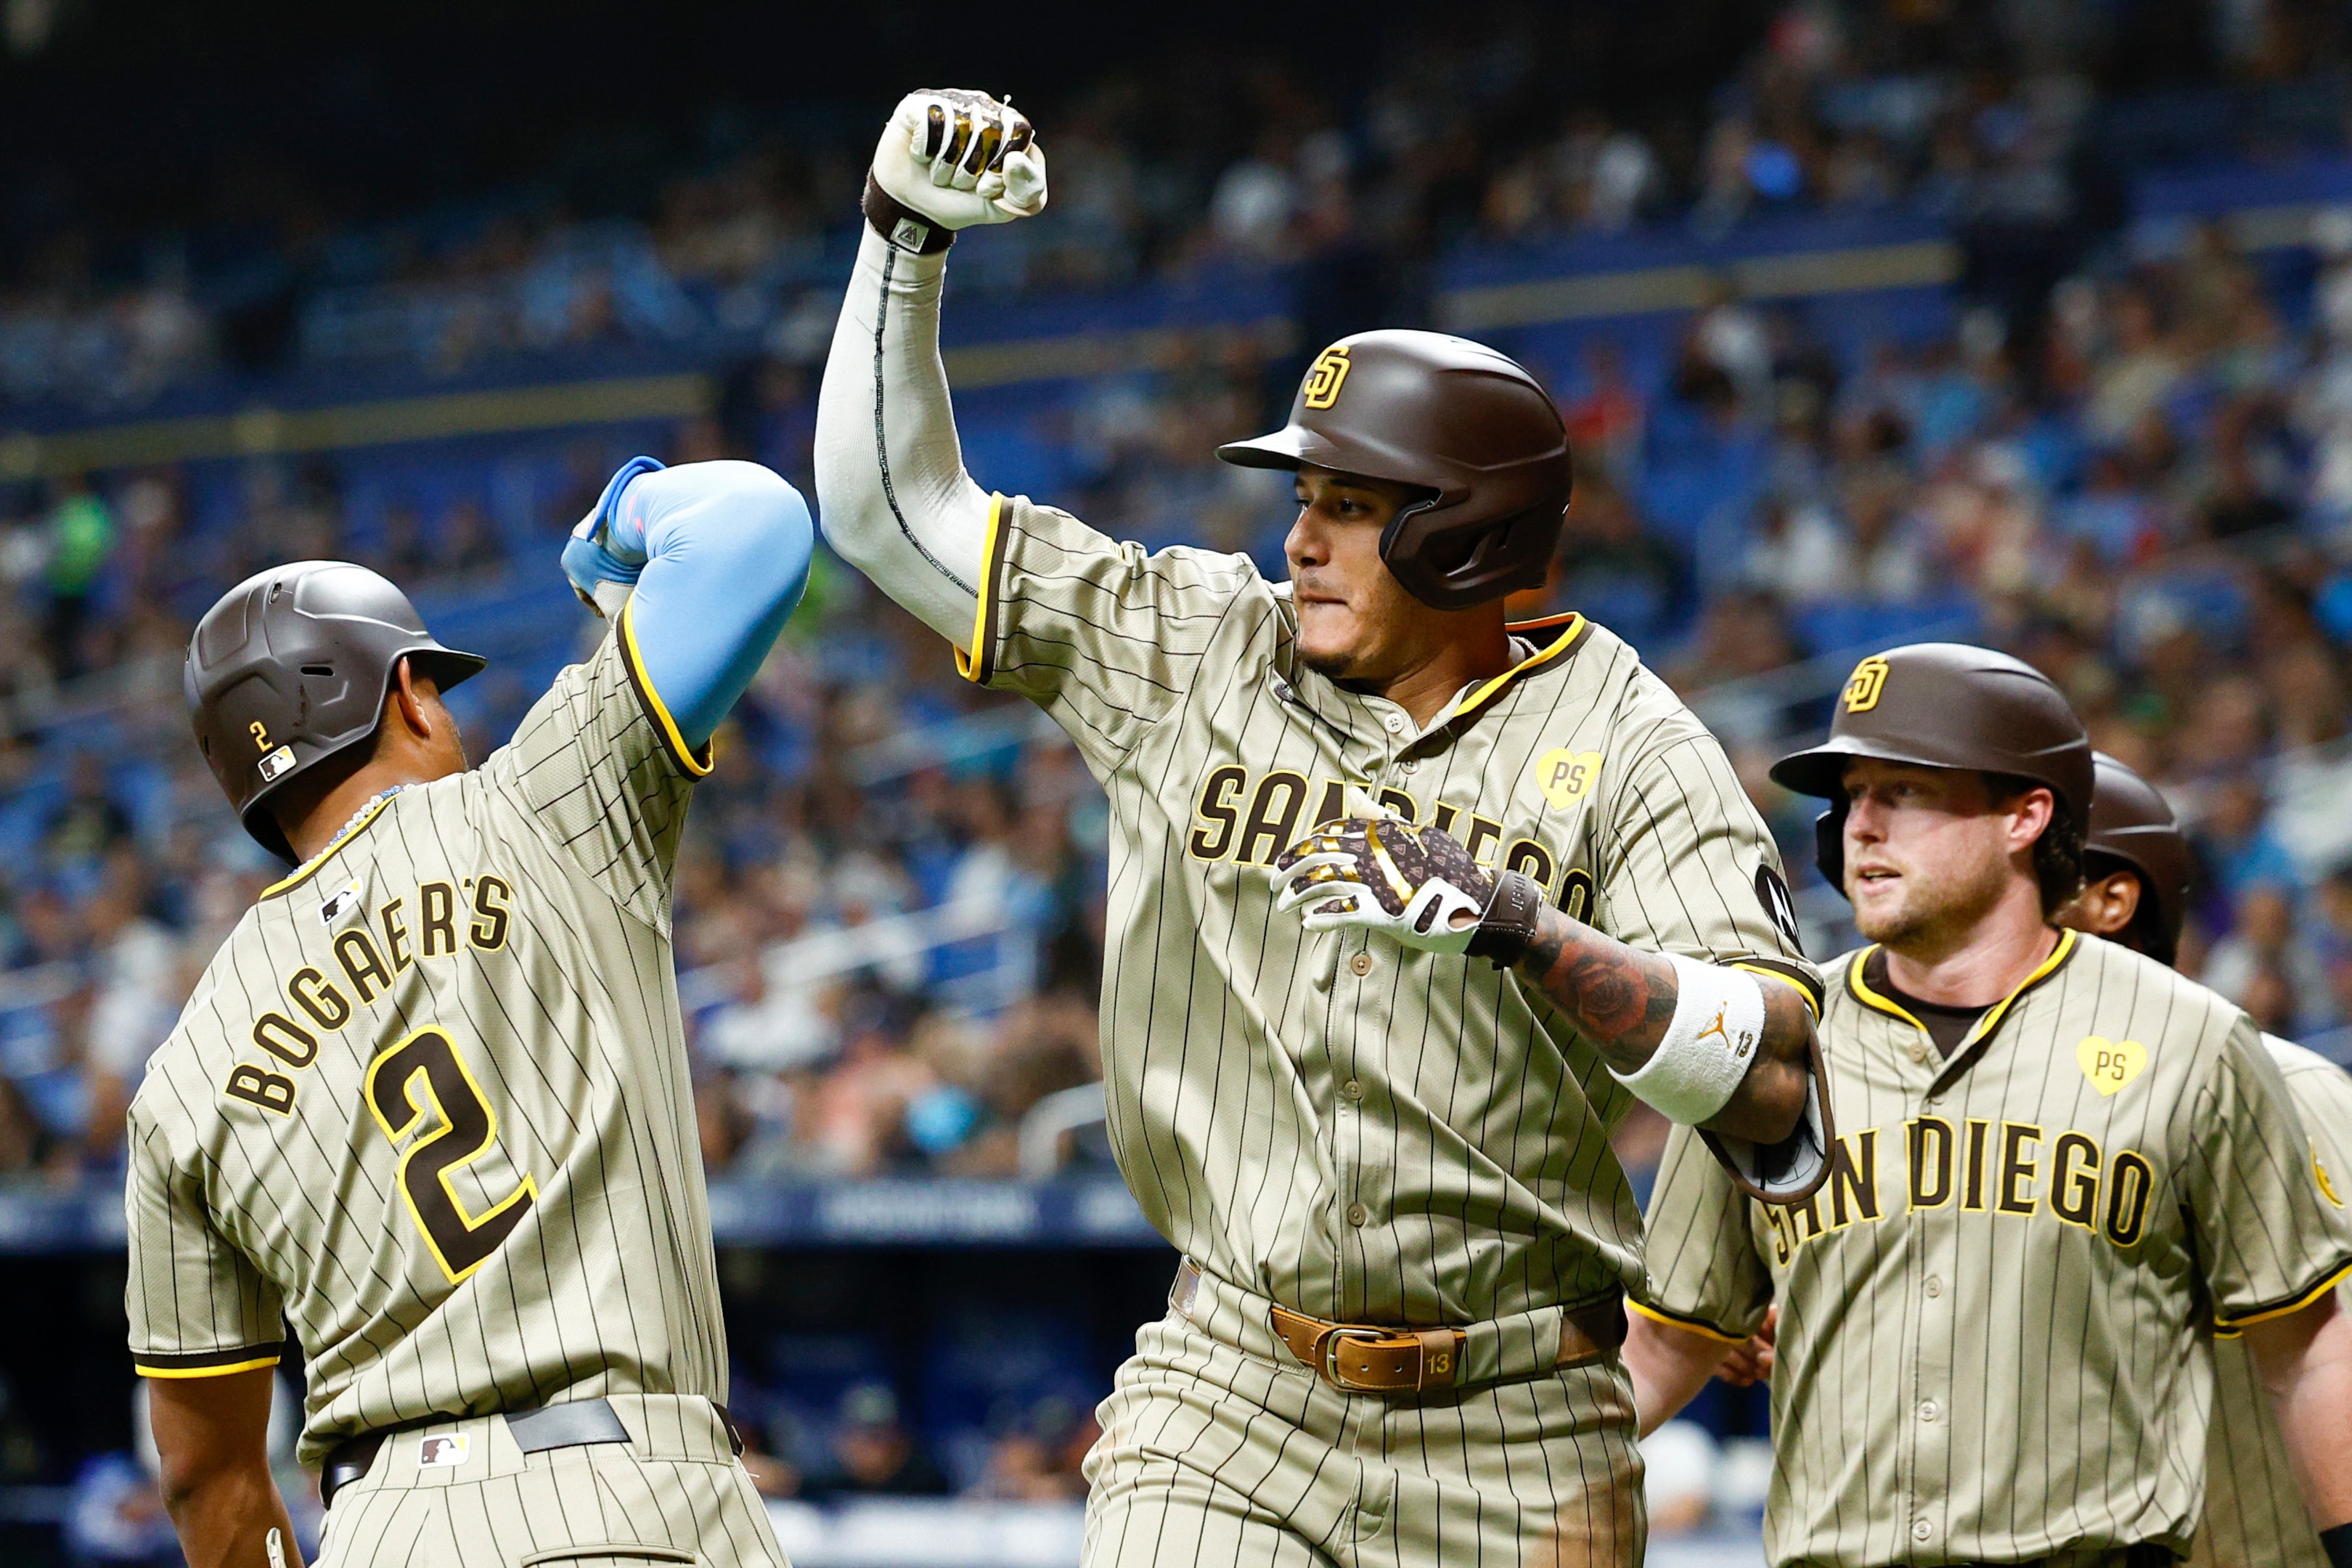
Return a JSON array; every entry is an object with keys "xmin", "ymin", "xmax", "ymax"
[{"xmin": 1988, "ymin": 773, "xmax": 2085, "ymax": 918}]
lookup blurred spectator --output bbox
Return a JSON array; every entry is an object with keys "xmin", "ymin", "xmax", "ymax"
[
  {"xmin": 969, "ymin": 1396, "xmax": 1095, "ymax": 1503},
  {"xmin": 804, "ymin": 1384, "xmax": 949, "ymax": 1500},
  {"xmin": 46, "ymin": 754, "xmax": 131, "ymax": 866},
  {"xmin": 41, "ymin": 478, "xmax": 116, "ymax": 678},
  {"xmin": 2202, "ymin": 887, "xmax": 2330, "ymax": 1032},
  {"xmin": 1561, "ymin": 341, "xmax": 1648, "ymax": 486},
  {"xmin": 1641, "ymin": 1420, "xmax": 1721, "ymax": 1536}
]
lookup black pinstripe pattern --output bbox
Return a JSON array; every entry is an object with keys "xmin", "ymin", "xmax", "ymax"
[
  {"xmin": 125, "ymin": 633, "xmax": 738, "ymax": 1484},
  {"xmin": 2193, "ymin": 1042, "xmax": 2350, "ymax": 1568},
  {"xmin": 1642, "ymin": 936, "xmax": 2352, "ymax": 1566},
  {"xmin": 960, "ymin": 493, "xmax": 1813, "ymax": 1561}
]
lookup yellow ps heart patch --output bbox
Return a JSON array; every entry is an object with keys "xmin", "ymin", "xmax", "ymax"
[
  {"xmin": 2077, "ymin": 1036, "xmax": 2148, "ymax": 1096},
  {"xmin": 1536, "ymin": 749, "xmax": 1604, "ymax": 810}
]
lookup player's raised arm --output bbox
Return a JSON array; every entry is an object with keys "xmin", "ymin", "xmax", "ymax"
[
  {"xmin": 814, "ymin": 89, "xmax": 1048, "ymax": 645},
  {"xmin": 562, "ymin": 456, "xmax": 816, "ymax": 754}
]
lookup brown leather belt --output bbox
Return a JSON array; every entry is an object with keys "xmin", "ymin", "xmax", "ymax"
[{"xmin": 1175, "ymin": 1259, "xmax": 1625, "ymax": 1395}]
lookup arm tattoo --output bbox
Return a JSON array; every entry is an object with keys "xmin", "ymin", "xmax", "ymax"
[
  {"xmin": 1514, "ymin": 907, "xmax": 1682, "ymax": 1071},
  {"xmin": 1513, "ymin": 907, "xmax": 1816, "ymax": 1093}
]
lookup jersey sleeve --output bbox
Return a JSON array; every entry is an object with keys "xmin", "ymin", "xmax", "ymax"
[
  {"xmin": 2187, "ymin": 1019, "xmax": 2352, "ymax": 1332},
  {"xmin": 124, "ymin": 1108, "xmax": 285, "ymax": 1379},
  {"xmin": 2280, "ymin": 1051, "xmax": 2352, "ymax": 1237},
  {"xmin": 487, "ymin": 615, "xmax": 701, "ymax": 926},
  {"xmin": 1593, "ymin": 720, "xmax": 1824, "ymax": 1013},
  {"xmin": 1635, "ymin": 1122, "xmax": 1776, "ymax": 1340},
  {"xmin": 957, "ymin": 493, "xmax": 1262, "ymax": 772}
]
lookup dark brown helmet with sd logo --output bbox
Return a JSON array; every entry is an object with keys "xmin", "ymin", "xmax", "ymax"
[
  {"xmin": 2084, "ymin": 751, "xmax": 2192, "ymax": 965},
  {"xmin": 1770, "ymin": 642, "xmax": 2093, "ymax": 899},
  {"xmin": 186, "ymin": 561, "xmax": 486, "ymax": 863},
  {"xmin": 1217, "ymin": 329, "xmax": 1573, "ymax": 610}
]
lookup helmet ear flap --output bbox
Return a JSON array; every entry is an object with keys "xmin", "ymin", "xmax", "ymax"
[{"xmin": 1814, "ymin": 804, "xmax": 1847, "ymax": 897}]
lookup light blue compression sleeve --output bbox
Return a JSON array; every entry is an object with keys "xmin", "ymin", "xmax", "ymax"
[{"xmin": 570, "ymin": 459, "xmax": 813, "ymax": 751}]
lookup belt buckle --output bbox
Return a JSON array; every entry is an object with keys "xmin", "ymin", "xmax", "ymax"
[{"xmin": 1320, "ymin": 1327, "xmax": 1393, "ymax": 1391}]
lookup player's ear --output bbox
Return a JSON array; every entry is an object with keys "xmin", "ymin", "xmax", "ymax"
[{"xmin": 387, "ymin": 657, "xmax": 441, "ymax": 742}]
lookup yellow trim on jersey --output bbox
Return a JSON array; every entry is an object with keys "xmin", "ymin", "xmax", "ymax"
[
  {"xmin": 954, "ymin": 492, "xmax": 1009, "ymax": 686},
  {"xmin": 1845, "ymin": 949, "xmax": 1928, "ymax": 1032},
  {"xmin": 1627, "ymin": 1298, "xmax": 1752, "ymax": 1347},
  {"xmin": 1845, "ymin": 930, "xmax": 2077, "ymax": 1047},
  {"xmin": 261, "ymin": 796, "xmax": 396, "ymax": 900},
  {"xmin": 1449, "ymin": 613, "xmax": 1588, "ymax": 721},
  {"xmin": 1734, "ymin": 960, "xmax": 1822, "ymax": 1018},
  {"xmin": 135, "ymin": 1355, "xmax": 281, "ymax": 1380},
  {"xmin": 2213, "ymin": 1254, "xmax": 2352, "ymax": 1335},
  {"xmin": 1967, "ymin": 929, "xmax": 2075, "ymax": 1040},
  {"xmin": 617, "ymin": 595, "xmax": 714, "ymax": 778}
]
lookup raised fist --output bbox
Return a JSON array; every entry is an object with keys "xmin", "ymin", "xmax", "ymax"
[{"xmin": 870, "ymin": 89, "xmax": 1048, "ymax": 232}]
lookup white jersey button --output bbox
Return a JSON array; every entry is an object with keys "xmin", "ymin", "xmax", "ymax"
[
  {"xmin": 1912, "ymin": 1519, "xmax": 1934, "ymax": 1543},
  {"xmin": 1400, "ymin": 758, "xmax": 1418, "ymax": 774},
  {"xmin": 1924, "ymin": 1275, "xmax": 1942, "ymax": 1298},
  {"xmin": 1381, "ymin": 712, "xmax": 1405, "ymax": 734},
  {"xmin": 1919, "ymin": 1400, "xmax": 1939, "ymax": 1423},
  {"xmin": 1350, "ymin": 952, "xmax": 1374, "ymax": 977},
  {"xmin": 1909, "ymin": 1042, "xmax": 1930, "ymax": 1064},
  {"xmin": 1347, "ymin": 1204, "xmax": 1369, "ymax": 1227},
  {"xmin": 1342, "ymin": 1079, "xmax": 1365, "ymax": 1101}
]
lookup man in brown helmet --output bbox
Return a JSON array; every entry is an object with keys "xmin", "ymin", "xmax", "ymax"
[
  {"xmin": 1628, "ymin": 646, "xmax": 2352, "ymax": 1568},
  {"xmin": 817, "ymin": 88, "xmax": 1830, "ymax": 1566},
  {"xmin": 2058, "ymin": 754, "xmax": 2352, "ymax": 1568},
  {"xmin": 129, "ymin": 457, "xmax": 812, "ymax": 1567}
]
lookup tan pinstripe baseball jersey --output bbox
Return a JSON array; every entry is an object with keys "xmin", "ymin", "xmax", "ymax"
[
  {"xmin": 1641, "ymin": 932, "xmax": 2352, "ymax": 1567},
  {"xmin": 958, "ymin": 491, "xmax": 1820, "ymax": 1328},
  {"xmin": 2192, "ymin": 1033, "xmax": 2352, "ymax": 1568},
  {"xmin": 126, "ymin": 626, "xmax": 729, "ymax": 1466}
]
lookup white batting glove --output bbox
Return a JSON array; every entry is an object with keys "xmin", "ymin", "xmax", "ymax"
[{"xmin": 871, "ymin": 89, "xmax": 1049, "ymax": 232}]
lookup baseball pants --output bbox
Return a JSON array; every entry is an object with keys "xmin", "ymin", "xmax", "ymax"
[
  {"xmin": 314, "ymin": 1395, "xmax": 788, "ymax": 1567},
  {"xmin": 1083, "ymin": 1271, "xmax": 1646, "ymax": 1568}
]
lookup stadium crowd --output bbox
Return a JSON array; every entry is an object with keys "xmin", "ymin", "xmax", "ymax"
[
  {"xmin": 4, "ymin": 0, "xmax": 2346, "ymax": 413},
  {"xmin": 2, "ymin": 192, "xmax": 2350, "ymax": 1193}
]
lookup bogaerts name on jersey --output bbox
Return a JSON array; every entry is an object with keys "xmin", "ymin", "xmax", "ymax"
[{"xmin": 223, "ymin": 875, "xmax": 514, "ymax": 1114}]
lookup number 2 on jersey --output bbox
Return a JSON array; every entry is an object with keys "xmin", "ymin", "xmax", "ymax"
[{"xmin": 365, "ymin": 1026, "xmax": 537, "ymax": 1283}]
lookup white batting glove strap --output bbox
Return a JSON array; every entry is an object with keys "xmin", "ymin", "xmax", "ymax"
[
  {"xmin": 1609, "ymin": 955, "xmax": 1768, "ymax": 1125},
  {"xmin": 1267, "ymin": 846, "xmax": 1485, "ymax": 955},
  {"xmin": 873, "ymin": 89, "xmax": 1049, "ymax": 231}
]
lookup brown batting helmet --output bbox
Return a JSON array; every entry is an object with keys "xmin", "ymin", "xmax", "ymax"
[
  {"xmin": 187, "ymin": 561, "xmax": 485, "ymax": 863},
  {"xmin": 1217, "ymin": 330, "xmax": 1573, "ymax": 610},
  {"xmin": 1771, "ymin": 642, "xmax": 2094, "ymax": 892},
  {"xmin": 2084, "ymin": 752, "xmax": 2191, "ymax": 965}
]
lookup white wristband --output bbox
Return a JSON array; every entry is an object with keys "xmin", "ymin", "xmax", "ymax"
[{"xmin": 1608, "ymin": 956, "xmax": 1767, "ymax": 1125}]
